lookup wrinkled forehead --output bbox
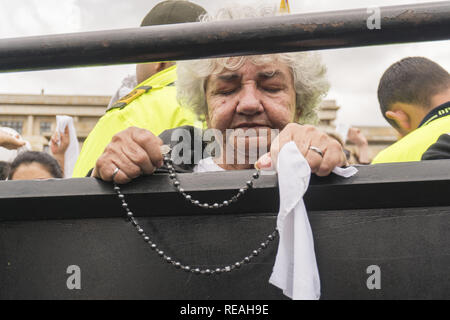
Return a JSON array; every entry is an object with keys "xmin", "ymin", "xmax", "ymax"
[{"xmin": 206, "ymin": 56, "xmax": 292, "ymax": 84}]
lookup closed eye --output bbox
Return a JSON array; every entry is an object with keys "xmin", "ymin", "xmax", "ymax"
[
  {"xmin": 262, "ymin": 87, "xmax": 282, "ymax": 93},
  {"xmin": 216, "ymin": 87, "xmax": 239, "ymax": 95}
]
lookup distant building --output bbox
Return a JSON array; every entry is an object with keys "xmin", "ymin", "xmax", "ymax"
[
  {"xmin": 0, "ymin": 94, "xmax": 108, "ymax": 151},
  {"xmin": 0, "ymin": 93, "xmax": 398, "ymax": 157},
  {"xmin": 317, "ymin": 99, "xmax": 399, "ymax": 157}
]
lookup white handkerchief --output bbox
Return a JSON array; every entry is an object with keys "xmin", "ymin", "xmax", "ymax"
[
  {"xmin": 269, "ymin": 141, "xmax": 357, "ymax": 300},
  {"xmin": 53, "ymin": 115, "xmax": 79, "ymax": 178},
  {"xmin": 332, "ymin": 165, "xmax": 358, "ymax": 178}
]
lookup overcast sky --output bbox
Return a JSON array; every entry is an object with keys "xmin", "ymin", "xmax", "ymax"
[{"xmin": 0, "ymin": 0, "xmax": 449, "ymax": 127}]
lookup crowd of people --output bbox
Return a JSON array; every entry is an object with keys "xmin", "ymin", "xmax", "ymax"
[
  {"xmin": 0, "ymin": 125, "xmax": 69, "ymax": 180},
  {"xmin": 0, "ymin": 0, "xmax": 449, "ymax": 184}
]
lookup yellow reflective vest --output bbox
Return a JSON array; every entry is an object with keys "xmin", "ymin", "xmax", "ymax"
[
  {"xmin": 73, "ymin": 65, "xmax": 198, "ymax": 177},
  {"xmin": 372, "ymin": 104, "xmax": 450, "ymax": 164}
]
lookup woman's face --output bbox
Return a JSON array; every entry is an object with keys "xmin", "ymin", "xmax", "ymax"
[
  {"xmin": 10, "ymin": 163, "xmax": 54, "ymax": 180},
  {"xmin": 205, "ymin": 60, "xmax": 297, "ymax": 132},
  {"xmin": 205, "ymin": 60, "xmax": 297, "ymax": 159}
]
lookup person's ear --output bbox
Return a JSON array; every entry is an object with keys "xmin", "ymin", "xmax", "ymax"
[{"xmin": 385, "ymin": 109, "xmax": 412, "ymax": 132}]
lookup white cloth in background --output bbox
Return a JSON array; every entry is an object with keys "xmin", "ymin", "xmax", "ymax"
[
  {"xmin": 269, "ymin": 141, "xmax": 357, "ymax": 300},
  {"xmin": 53, "ymin": 116, "xmax": 79, "ymax": 178},
  {"xmin": 0, "ymin": 127, "xmax": 31, "ymax": 162}
]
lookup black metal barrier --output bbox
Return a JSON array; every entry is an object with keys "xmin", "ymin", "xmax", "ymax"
[
  {"xmin": 0, "ymin": 160, "xmax": 449, "ymax": 299},
  {"xmin": 0, "ymin": 1, "xmax": 449, "ymax": 301},
  {"xmin": 0, "ymin": 1, "xmax": 449, "ymax": 72}
]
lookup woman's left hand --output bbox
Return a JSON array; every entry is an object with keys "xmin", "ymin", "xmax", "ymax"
[{"xmin": 256, "ymin": 123, "xmax": 347, "ymax": 176}]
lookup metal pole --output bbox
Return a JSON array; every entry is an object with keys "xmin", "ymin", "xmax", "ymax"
[{"xmin": 0, "ymin": 1, "xmax": 449, "ymax": 72}]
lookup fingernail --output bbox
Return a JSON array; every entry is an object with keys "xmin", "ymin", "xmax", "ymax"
[{"xmin": 256, "ymin": 153, "xmax": 272, "ymax": 169}]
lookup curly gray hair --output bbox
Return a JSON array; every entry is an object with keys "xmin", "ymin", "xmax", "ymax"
[{"xmin": 176, "ymin": 4, "xmax": 330, "ymax": 125}]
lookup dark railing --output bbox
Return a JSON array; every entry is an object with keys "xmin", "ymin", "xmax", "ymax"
[
  {"xmin": 0, "ymin": 2, "xmax": 449, "ymax": 72},
  {"xmin": 1, "ymin": 160, "xmax": 450, "ymax": 221},
  {"xmin": 0, "ymin": 161, "xmax": 449, "ymax": 299}
]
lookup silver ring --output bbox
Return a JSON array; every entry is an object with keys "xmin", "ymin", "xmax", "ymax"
[
  {"xmin": 309, "ymin": 146, "xmax": 324, "ymax": 157},
  {"xmin": 112, "ymin": 167, "xmax": 120, "ymax": 180}
]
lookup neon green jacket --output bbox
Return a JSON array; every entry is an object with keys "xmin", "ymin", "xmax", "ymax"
[
  {"xmin": 372, "ymin": 111, "xmax": 450, "ymax": 164},
  {"xmin": 73, "ymin": 65, "xmax": 198, "ymax": 177}
]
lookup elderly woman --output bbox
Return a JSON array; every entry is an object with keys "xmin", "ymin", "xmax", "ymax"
[{"xmin": 93, "ymin": 6, "xmax": 346, "ymax": 183}]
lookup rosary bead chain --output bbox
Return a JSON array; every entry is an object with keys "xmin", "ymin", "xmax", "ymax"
[
  {"xmin": 113, "ymin": 161, "xmax": 278, "ymax": 275},
  {"xmin": 164, "ymin": 155, "xmax": 261, "ymax": 209}
]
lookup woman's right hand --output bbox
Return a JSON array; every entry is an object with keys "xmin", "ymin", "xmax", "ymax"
[{"xmin": 93, "ymin": 127, "xmax": 164, "ymax": 184}]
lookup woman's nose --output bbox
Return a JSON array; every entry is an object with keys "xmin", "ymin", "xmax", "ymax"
[{"xmin": 236, "ymin": 84, "xmax": 263, "ymax": 115}]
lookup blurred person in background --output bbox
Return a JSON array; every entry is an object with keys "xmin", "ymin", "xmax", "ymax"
[
  {"xmin": 8, "ymin": 151, "xmax": 63, "ymax": 180},
  {"xmin": 0, "ymin": 127, "xmax": 31, "ymax": 164},
  {"xmin": 0, "ymin": 161, "xmax": 10, "ymax": 180},
  {"xmin": 0, "ymin": 128, "xmax": 25, "ymax": 150},
  {"xmin": 327, "ymin": 126, "xmax": 372, "ymax": 165},
  {"xmin": 106, "ymin": 1, "xmax": 207, "ymax": 109},
  {"xmin": 50, "ymin": 115, "xmax": 79, "ymax": 177},
  {"xmin": 372, "ymin": 57, "xmax": 450, "ymax": 164},
  {"xmin": 49, "ymin": 125, "xmax": 70, "ymax": 175},
  {"xmin": 73, "ymin": 0, "xmax": 207, "ymax": 177},
  {"xmin": 346, "ymin": 127, "xmax": 371, "ymax": 165}
]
